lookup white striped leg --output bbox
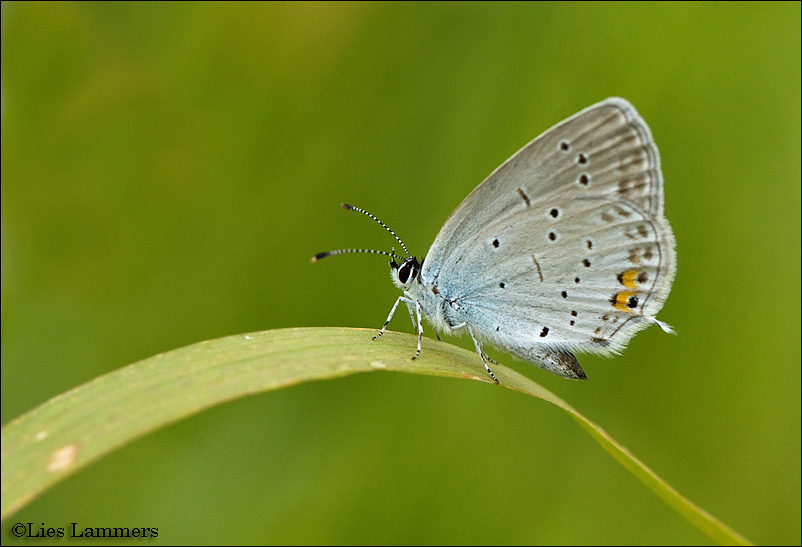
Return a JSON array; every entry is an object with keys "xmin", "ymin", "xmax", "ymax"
[
  {"xmin": 447, "ymin": 322, "xmax": 499, "ymax": 383},
  {"xmin": 406, "ymin": 301, "xmax": 417, "ymax": 333},
  {"xmin": 467, "ymin": 325, "xmax": 499, "ymax": 384},
  {"xmin": 373, "ymin": 296, "xmax": 409, "ymax": 340},
  {"xmin": 411, "ymin": 298, "xmax": 423, "ymax": 360},
  {"xmin": 375, "ymin": 296, "xmax": 424, "ymax": 361}
]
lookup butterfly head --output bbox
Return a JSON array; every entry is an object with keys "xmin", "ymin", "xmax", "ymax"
[{"xmin": 390, "ymin": 255, "xmax": 420, "ymax": 290}]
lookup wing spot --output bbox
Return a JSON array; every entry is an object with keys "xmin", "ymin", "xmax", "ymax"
[
  {"xmin": 614, "ymin": 205, "xmax": 631, "ymax": 218},
  {"xmin": 559, "ymin": 140, "xmax": 571, "ymax": 152},
  {"xmin": 576, "ymin": 152, "xmax": 588, "ymax": 165},
  {"xmin": 561, "ymin": 291, "xmax": 568, "ymax": 298},
  {"xmin": 578, "ymin": 173, "xmax": 590, "ymax": 186},
  {"xmin": 617, "ymin": 269, "xmax": 641, "ymax": 289},
  {"xmin": 618, "ymin": 150, "xmax": 647, "ymax": 173},
  {"xmin": 611, "ymin": 291, "xmax": 639, "ymax": 312},
  {"xmin": 549, "ymin": 207, "xmax": 560, "ymax": 218},
  {"xmin": 499, "ymin": 282, "xmax": 505, "ymax": 289},
  {"xmin": 548, "ymin": 231, "xmax": 557, "ymax": 241},
  {"xmin": 531, "ymin": 255, "xmax": 544, "ymax": 282},
  {"xmin": 516, "ymin": 188, "xmax": 531, "ymax": 206},
  {"xmin": 540, "ymin": 327, "xmax": 549, "ymax": 337},
  {"xmin": 582, "ymin": 258, "xmax": 591, "ymax": 267},
  {"xmin": 492, "ymin": 238, "xmax": 500, "ymax": 248},
  {"xmin": 618, "ymin": 176, "xmax": 647, "ymax": 196}
]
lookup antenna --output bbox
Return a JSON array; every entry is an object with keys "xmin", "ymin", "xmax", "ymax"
[{"xmin": 310, "ymin": 204, "xmax": 410, "ymax": 263}]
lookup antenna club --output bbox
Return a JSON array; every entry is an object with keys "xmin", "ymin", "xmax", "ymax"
[
  {"xmin": 341, "ymin": 203, "xmax": 353, "ymax": 210},
  {"xmin": 310, "ymin": 248, "xmax": 395, "ymax": 262}
]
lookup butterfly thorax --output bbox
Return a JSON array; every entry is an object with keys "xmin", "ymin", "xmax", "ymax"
[{"xmin": 391, "ymin": 256, "xmax": 467, "ymax": 336}]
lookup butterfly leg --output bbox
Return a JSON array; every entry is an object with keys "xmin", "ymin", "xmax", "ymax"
[
  {"xmin": 374, "ymin": 296, "xmax": 410, "ymax": 340},
  {"xmin": 458, "ymin": 324, "xmax": 498, "ymax": 384},
  {"xmin": 375, "ymin": 296, "xmax": 424, "ymax": 360},
  {"xmin": 411, "ymin": 298, "xmax": 423, "ymax": 360},
  {"xmin": 405, "ymin": 301, "xmax": 417, "ymax": 333}
]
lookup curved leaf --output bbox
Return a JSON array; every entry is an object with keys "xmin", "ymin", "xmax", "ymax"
[{"xmin": 0, "ymin": 327, "xmax": 750, "ymax": 544}]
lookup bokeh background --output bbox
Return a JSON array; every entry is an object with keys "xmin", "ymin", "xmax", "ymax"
[{"xmin": 2, "ymin": 2, "xmax": 799, "ymax": 544}]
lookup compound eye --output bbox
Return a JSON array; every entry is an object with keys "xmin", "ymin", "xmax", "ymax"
[{"xmin": 398, "ymin": 260, "xmax": 415, "ymax": 284}]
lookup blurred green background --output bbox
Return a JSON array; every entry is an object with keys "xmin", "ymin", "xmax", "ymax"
[{"xmin": 2, "ymin": 2, "xmax": 799, "ymax": 544}]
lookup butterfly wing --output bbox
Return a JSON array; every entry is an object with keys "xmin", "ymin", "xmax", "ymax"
[{"xmin": 420, "ymin": 98, "xmax": 676, "ymax": 376}]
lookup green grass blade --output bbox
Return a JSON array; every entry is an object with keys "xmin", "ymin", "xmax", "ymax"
[{"xmin": 1, "ymin": 327, "xmax": 750, "ymax": 544}]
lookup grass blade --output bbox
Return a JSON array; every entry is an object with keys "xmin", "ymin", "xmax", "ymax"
[{"xmin": 1, "ymin": 327, "xmax": 750, "ymax": 544}]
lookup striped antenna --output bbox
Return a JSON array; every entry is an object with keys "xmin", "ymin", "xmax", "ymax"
[{"xmin": 310, "ymin": 204, "xmax": 410, "ymax": 263}]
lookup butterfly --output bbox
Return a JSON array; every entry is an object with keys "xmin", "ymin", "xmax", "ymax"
[{"xmin": 313, "ymin": 98, "xmax": 676, "ymax": 383}]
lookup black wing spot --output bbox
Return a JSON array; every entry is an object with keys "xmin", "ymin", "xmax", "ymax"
[
  {"xmin": 540, "ymin": 327, "xmax": 549, "ymax": 337},
  {"xmin": 492, "ymin": 238, "xmax": 500, "ymax": 248}
]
